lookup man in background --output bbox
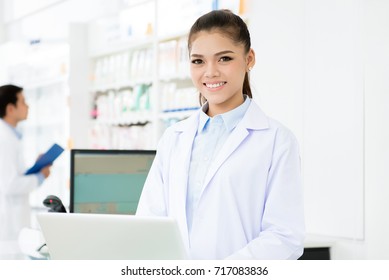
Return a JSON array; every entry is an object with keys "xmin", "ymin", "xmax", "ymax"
[{"xmin": 0, "ymin": 84, "xmax": 51, "ymax": 259}]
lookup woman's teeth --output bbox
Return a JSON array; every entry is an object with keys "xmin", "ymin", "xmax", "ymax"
[{"xmin": 205, "ymin": 82, "xmax": 226, "ymax": 88}]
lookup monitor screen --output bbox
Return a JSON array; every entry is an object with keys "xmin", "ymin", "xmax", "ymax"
[{"xmin": 70, "ymin": 149, "xmax": 156, "ymax": 215}]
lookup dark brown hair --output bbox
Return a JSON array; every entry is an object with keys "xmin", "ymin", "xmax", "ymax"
[
  {"xmin": 188, "ymin": 9, "xmax": 252, "ymax": 105},
  {"xmin": 0, "ymin": 84, "xmax": 23, "ymax": 118}
]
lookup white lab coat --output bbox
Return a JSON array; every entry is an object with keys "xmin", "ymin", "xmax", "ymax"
[
  {"xmin": 0, "ymin": 120, "xmax": 39, "ymax": 259},
  {"xmin": 137, "ymin": 100, "xmax": 305, "ymax": 260}
]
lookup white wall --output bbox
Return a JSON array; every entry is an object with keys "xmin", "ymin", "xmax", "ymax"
[
  {"xmin": 249, "ymin": 0, "xmax": 389, "ymax": 259},
  {"xmin": 364, "ymin": 0, "xmax": 389, "ymax": 259},
  {"xmin": 303, "ymin": 0, "xmax": 365, "ymax": 240},
  {"xmin": 0, "ymin": 0, "xmax": 5, "ymax": 43},
  {"xmin": 0, "ymin": 0, "xmax": 7, "ymax": 80},
  {"xmin": 248, "ymin": 0, "xmax": 304, "ymax": 143}
]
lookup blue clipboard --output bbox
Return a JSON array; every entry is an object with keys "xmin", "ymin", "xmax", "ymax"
[{"xmin": 25, "ymin": 144, "xmax": 64, "ymax": 175}]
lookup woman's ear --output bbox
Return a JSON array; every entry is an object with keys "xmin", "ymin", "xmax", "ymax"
[{"xmin": 247, "ymin": 48, "xmax": 256, "ymax": 71}]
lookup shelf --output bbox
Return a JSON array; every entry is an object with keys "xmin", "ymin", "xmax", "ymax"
[
  {"xmin": 159, "ymin": 75, "xmax": 191, "ymax": 83},
  {"xmin": 23, "ymin": 76, "xmax": 68, "ymax": 90},
  {"xmin": 92, "ymin": 112, "xmax": 154, "ymax": 126},
  {"xmin": 21, "ymin": 120, "xmax": 66, "ymax": 127},
  {"xmin": 159, "ymin": 108, "xmax": 199, "ymax": 120},
  {"xmin": 89, "ymin": 36, "xmax": 155, "ymax": 58},
  {"xmin": 91, "ymin": 80, "xmax": 152, "ymax": 92},
  {"xmin": 93, "ymin": 120, "xmax": 152, "ymax": 126},
  {"xmin": 157, "ymin": 30, "xmax": 188, "ymax": 43}
]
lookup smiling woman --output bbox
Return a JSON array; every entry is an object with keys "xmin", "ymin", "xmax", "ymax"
[
  {"xmin": 188, "ymin": 31, "xmax": 254, "ymax": 116},
  {"xmin": 136, "ymin": 9, "xmax": 305, "ymax": 260},
  {"xmin": 188, "ymin": 10, "xmax": 254, "ymax": 112}
]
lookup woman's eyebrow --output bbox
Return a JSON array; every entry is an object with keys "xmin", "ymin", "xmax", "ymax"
[
  {"xmin": 214, "ymin": 50, "xmax": 235, "ymax": 56},
  {"xmin": 190, "ymin": 50, "xmax": 235, "ymax": 58}
]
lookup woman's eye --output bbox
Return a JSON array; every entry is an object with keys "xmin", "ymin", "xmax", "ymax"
[
  {"xmin": 219, "ymin": 56, "xmax": 232, "ymax": 62},
  {"xmin": 191, "ymin": 59, "xmax": 203, "ymax": 64}
]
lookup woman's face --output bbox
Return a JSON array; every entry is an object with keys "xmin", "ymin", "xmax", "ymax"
[{"xmin": 189, "ymin": 30, "xmax": 254, "ymax": 116}]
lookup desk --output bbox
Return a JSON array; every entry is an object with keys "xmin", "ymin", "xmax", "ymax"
[
  {"xmin": 18, "ymin": 228, "xmax": 48, "ymax": 260},
  {"xmin": 20, "ymin": 228, "xmax": 335, "ymax": 260},
  {"xmin": 300, "ymin": 235, "xmax": 335, "ymax": 260}
]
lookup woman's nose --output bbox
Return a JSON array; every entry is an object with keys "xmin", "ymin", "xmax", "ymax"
[{"xmin": 205, "ymin": 62, "xmax": 220, "ymax": 78}]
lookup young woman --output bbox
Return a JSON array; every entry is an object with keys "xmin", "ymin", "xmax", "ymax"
[{"xmin": 137, "ymin": 9, "xmax": 305, "ymax": 260}]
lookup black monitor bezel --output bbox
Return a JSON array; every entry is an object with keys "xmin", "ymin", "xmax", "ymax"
[{"xmin": 69, "ymin": 149, "xmax": 156, "ymax": 213}]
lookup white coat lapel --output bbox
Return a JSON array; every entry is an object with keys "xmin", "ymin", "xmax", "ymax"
[
  {"xmin": 201, "ymin": 125, "xmax": 249, "ymax": 191},
  {"xmin": 168, "ymin": 113, "xmax": 199, "ymax": 247},
  {"xmin": 201, "ymin": 101, "xmax": 269, "ymax": 194}
]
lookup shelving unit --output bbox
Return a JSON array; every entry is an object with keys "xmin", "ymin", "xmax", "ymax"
[
  {"xmin": 64, "ymin": 0, "xmax": 247, "ymax": 150},
  {"xmin": 6, "ymin": 43, "xmax": 70, "ymax": 208},
  {"xmin": 88, "ymin": 41, "xmax": 157, "ymax": 149},
  {"xmin": 83, "ymin": 0, "xmax": 230, "ymax": 150}
]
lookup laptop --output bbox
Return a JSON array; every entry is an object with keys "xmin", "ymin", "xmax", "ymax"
[{"xmin": 36, "ymin": 213, "xmax": 188, "ymax": 260}]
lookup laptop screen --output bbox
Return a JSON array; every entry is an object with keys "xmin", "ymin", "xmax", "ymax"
[{"xmin": 70, "ymin": 149, "xmax": 155, "ymax": 215}]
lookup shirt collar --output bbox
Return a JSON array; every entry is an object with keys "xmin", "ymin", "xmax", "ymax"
[
  {"xmin": 0, "ymin": 118, "xmax": 23, "ymax": 140},
  {"xmin": 198, "ymin": 104, "xmax": 210, "ymax": 133},
  {"xmin": 198, "ymin": 95, "xmax": 251, "ymax": 133}
]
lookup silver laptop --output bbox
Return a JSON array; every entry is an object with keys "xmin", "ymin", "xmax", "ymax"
[{"xmin": 36, "ymin": 212, "xmax": 188, "ymax": 260}]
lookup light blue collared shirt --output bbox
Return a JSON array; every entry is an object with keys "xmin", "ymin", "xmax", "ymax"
[
  {"xmin": 186, "ymin": 96, "xmax": 251, "ymax": 233},
  {"xmin": 0, "ymin": 119, "xmax": 45, "ymax": 185}
]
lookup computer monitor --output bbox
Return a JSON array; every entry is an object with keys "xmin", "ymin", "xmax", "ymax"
[{"xmin": 70, "ymin": 149, "xmax": 156, "ymax": 215}]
